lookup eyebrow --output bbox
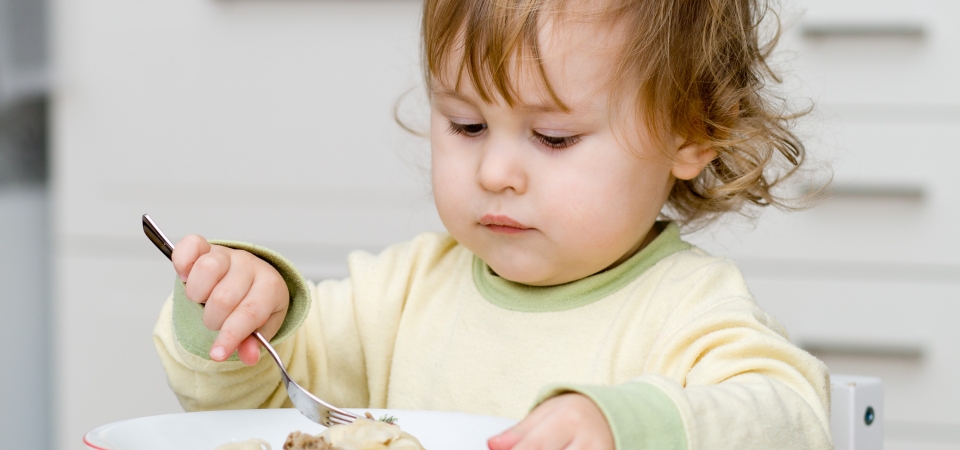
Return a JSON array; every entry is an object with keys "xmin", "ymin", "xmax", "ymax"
[{"xmin": 432, "ymin": 88, "xmax": 581, "ymax": 115}]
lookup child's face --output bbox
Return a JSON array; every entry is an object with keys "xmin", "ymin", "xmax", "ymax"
[{"xmin": 430, "ymin": 18, "xmax": 700, "ymax": 286}]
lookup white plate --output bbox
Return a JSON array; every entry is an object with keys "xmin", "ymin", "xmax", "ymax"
[{"xmin": 84, "ymin": 409, "xmax": 516, "ymax": 450}]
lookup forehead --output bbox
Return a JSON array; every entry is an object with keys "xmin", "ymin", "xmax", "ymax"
[
  {"xmin": 427, "ymin": 2, "xmax": 625, "ymax": 113},
  {"xmin": 431, "ymin": 82, "xmax": 599, "ymax": 116}
]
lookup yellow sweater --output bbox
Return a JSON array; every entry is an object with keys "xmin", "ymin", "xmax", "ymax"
[{"xmin": 153, "ymin": 223, "xmax": 832, "ymax": 449}]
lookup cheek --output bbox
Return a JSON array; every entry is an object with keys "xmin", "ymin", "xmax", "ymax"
[
  {"xmin": 542, "ymin": 154, "xmax": 670, "ymax": 241},
  {"xmin": 430, "ymin": 134, "xmax": 474, "ymax": 222}
]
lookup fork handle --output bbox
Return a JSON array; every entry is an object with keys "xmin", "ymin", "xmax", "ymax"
[
  {"xmin": 143, "ymin": 214, "xmax": 175, "ymax": 260},
  {"xmin": 253, "ymin": 332, "xmax": 287, "ymax": 373}
]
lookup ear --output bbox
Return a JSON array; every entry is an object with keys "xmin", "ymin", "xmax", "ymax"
[{"xmin": 671, "ymin": 142, "xmax": 718, "ymax": 181}]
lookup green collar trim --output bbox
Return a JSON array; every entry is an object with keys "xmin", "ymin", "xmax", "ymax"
[{"xmin": 473, "ymin": 222, "xmax": 691, "ymax": 312}]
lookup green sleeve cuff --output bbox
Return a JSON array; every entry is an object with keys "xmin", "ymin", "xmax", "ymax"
[
  {"xmin": 535, "ymin": 382, "xmax": 688, "ymax": 450},
  {"xmin": 172, "ymin": 240, "xmax": 312, "ymax": 360}
]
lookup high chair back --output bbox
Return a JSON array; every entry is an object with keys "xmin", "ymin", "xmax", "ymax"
[{"xmin": 831, "ymin": 375, "xmax": 883, "ymax": 450}]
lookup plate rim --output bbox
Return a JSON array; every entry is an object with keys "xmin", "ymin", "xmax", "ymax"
[{"xmin": 83, "ymin": 408, "xmax": 516, "ymax": 449}]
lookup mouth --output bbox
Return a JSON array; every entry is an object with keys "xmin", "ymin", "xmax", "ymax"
[{"xmin": 479, "ymin": 214, "xmax": 532, "ymax": 235}]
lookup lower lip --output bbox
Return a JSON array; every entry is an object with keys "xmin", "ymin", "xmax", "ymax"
[{"xmin": 484, "ymin": 224, "xmax": 531, "ymax": 235}]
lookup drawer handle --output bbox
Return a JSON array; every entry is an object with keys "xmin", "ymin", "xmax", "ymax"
[
  {"xmin": 799, "ymin": 340, "xmax": 924, "ymax": 359},
  {"xmin": 804, "ymin": 182, "xmax": 925, "ymax": 200},
  {"xmin": 801, "ymin": 22, "xmax": 926, "ymax": 39}
]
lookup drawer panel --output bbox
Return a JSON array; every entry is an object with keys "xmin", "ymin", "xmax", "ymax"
[
  {"xmin": 781, "ymin": 0, "xmax": 960, "ymax": 106},
  {"xmin": 746, "ymin": 276, "xmax": 960, "ymax": 424},
  {"xmin": 687, "ymin": 121, "xmax": 960, "ymax": 266}
]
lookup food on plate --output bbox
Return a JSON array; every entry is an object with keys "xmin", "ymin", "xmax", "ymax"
[
  {"xmin": 214, "ymin": 438, "xmax": 272, "ymax": 449},
  {"xmin": 214, "ymin": 413, "xmax": 423, "ymax": 450},
  {"xmin": 283, "ymin": 417, "xmax": 424, "ymax": 450}
]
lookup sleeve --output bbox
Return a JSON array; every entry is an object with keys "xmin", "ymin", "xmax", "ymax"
[
  {"xmin": 152, "ymin": 236, "xmax": 438, "ymax": 412},
  {"xmin": 535, "ymin": 259, "xmax": 833, "ymax": 450}
]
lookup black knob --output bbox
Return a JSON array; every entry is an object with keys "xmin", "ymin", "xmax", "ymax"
[{"xmin": 864, "ymin": 406, "xmax": 875, "ymax": 426}]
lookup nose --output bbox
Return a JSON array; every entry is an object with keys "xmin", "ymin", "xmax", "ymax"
[{"xmin": 477, "ymin": 135, "xmax": 528, "ymax": 194}]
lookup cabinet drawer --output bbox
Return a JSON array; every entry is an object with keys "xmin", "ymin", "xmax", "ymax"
[
  {"xmin": 747, "ymin": 276, "xmax": 960, "ymax": 425},
  {"xmin": 782, "ymin": 0, "xmax": 960, "ymax": 106},
  {"xmin": 687, "ymin": 121, "xmax": 960, "ymax": 266}
]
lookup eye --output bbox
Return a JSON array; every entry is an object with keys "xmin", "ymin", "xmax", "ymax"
[
  {"xmin": 448, "ymin": 121, "xmax": 487, "ymax": 137},
  {"xmin": 533, "ymin": 132, "xmax": 582, "ymax": 150}
]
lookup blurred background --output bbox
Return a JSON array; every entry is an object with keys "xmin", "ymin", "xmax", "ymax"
[{"xmin": 1, "ymin": 0, "xmax": 958, "ymax": 449}]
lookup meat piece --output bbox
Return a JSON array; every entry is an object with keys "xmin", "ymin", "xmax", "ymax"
[
  {"xmin": 283, "ymin": 431, "xmax": 333, "ymax": 450},
  {"xmin": 282, "ymin": 419, "xmax": 424, "ymax": 450}
]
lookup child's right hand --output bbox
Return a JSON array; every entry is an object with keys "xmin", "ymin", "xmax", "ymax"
[{"xmin": 171, "ymin": 234, "xmax": 290, "ymax": 366}]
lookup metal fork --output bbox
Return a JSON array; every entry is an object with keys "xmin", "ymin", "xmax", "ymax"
[{"xmin": 142, "ymin": 214, "xmax": 359, "ymax": 427}]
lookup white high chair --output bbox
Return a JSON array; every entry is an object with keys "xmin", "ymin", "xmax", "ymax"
[{"xmin": 831, "ymin": 375, "xmax": 883, "ymax": 450}]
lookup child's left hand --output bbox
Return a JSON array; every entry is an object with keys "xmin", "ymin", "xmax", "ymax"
[{"xmin": 487, "ymin": 393, "xmax": 615, "ymax": 450}]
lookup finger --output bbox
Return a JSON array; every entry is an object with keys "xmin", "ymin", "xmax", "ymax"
[
  {"xmin": 201, "ymin": 260, "xmax": 255, "ymax": 332},
  {"xmin": 238, "ymin": 307, "xmax": 287, "ymax": 365},
  {"xmin": 210, "ymin": 274, "xmax": 285, "ymax": 361},
  {"xmin": 237, "ymin": 305, "xmax": 286, "ymax": 365},
  {"xmin": 488, "ymin": 401, "xmax": 559, "ymax": 450},
  {"xmin": 183, "ymin": 248, "xmax": 231, "ymax": 305},
  {"xmin": 487, "ymin": 429, "xmax": 522, "ymax": 450},
  {"xmin": 171, "ymin": 234, "xmax": 211, "ymax": 281},
  {"xmin": 236, "ymin": 307, "xmax": 286, "ymax": 365},
  {"xmin": 237, "ymin": 334, "xmax": 261, "ymax": 366},
  {"xmin": 511, "ymin": 414, "xmax": 574, "ymax": 450}
]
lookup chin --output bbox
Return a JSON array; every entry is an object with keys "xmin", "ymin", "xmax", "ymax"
[
  {"xmin": 463, "ymin": 235, "xmax": 560, "ymax": 285},
  {"xmin": 496, "ymin": 270, "xmax": 541, "ymax": 285},
  {"xmin": 486, "ymin": 258, "xmax": 555, "ymax": 286}
]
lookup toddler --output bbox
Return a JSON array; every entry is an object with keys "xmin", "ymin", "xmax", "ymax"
[{"xmin": 154, "ymin": 0, "xmax": 831, "ymax": 448}]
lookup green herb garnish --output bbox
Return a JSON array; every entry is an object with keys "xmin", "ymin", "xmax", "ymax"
[{"xmin": 378, "ymin": 414, "xmax": 398, "ymax": 424}]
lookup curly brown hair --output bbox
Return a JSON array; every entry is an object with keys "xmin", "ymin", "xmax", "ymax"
[{"xmin": 421, "ymin": 0, "xmax": 810, "ymax": 227}]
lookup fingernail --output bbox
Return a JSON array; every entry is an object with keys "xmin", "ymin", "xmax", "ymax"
[
  {"xmin": 210, "ymin": 346, "xmax": 226, "ymax": 360},
  {"xmin": 179, "ymin": 273, "xmax": 187, "ymax": 282}
]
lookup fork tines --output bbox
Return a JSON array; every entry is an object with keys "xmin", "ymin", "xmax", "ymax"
[{"xmin": 329, "ymin": 409, "xmax": 357, "ymax": 426}]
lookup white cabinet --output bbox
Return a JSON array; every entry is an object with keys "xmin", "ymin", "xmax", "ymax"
[
  {"xmin": 785, "ymin": 0, "xmax": 960, "ymax": 106},
  {"xmin": 688, "ymin": 1, "xmax": 960, "ymax": 448}
]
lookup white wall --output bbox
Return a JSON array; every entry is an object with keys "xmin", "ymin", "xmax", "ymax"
[
  {"xmin": 52, "ymin": 1, "xmax": 434, "ymax": 448},
  {"xmin": 52, "ymin": 0, "xmax": 960, "ymax": 449}
]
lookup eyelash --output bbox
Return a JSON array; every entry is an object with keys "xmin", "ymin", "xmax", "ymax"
[
  {"xmin": 447, "ymin": 122, "xmax": 486, "ymax": 137},
  {"xmin": 533, "ymin": 133, "xmax": 581, "ymax": 150},
  {"xmin": 447, "ymin": 122, "xmax": 582, "ymax": 151}
]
